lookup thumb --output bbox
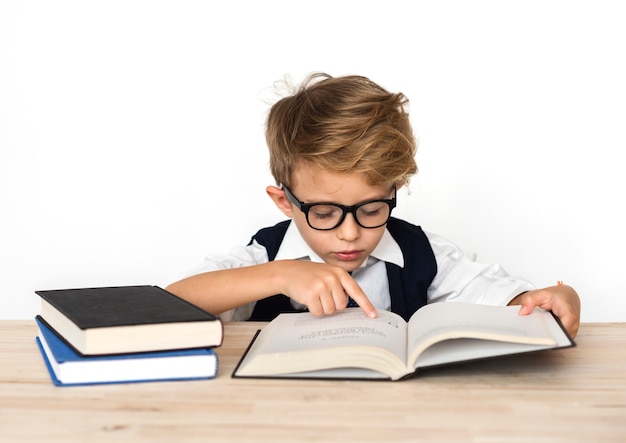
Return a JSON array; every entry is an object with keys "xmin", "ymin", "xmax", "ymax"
[
  {"xmin": 517, "ymin": 294, "xmax": 538, "ymax": 316},
  {"xmin": 518, "ymin": 303, "xmax": 535, "ymax": 316}
]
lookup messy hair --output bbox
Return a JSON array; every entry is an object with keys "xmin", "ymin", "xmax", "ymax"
[{"xmin": 265, "ymin": 72, "xmax": 417, "ymax": 188}]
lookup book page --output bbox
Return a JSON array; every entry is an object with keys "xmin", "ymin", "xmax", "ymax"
[
  {"xmin": 411, "ymin": 338, "xmax": 557, "ymax": 369},
  {"xmin": 251, "ymin": 308, "xmax": 407, "ymax": 357},
  {"xmin": 406, "ymin": 303, "xmax": 567, "ymax": 368},
  {"xmin": 235, "ymin": 308, "xmax": 410, "ymax": 379}
]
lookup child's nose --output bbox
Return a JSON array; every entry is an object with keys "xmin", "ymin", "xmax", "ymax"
[{"xmin": 336, "ymin": 212, "xmax": 361, "ymax": 241}]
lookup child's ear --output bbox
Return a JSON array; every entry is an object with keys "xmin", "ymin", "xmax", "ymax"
[{"xmin": 266, "ymin": 185, "xmax": 294, "ymax": 217}]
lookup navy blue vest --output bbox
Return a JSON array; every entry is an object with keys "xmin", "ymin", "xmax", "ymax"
[{"xmin": 247, "ymin": 217, "xmax": 437, "ymax": 322}]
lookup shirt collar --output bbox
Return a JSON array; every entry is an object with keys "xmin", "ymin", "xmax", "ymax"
[{"xmin": 274, "ymin": 221, "xmax": 404, "ymax": 268}]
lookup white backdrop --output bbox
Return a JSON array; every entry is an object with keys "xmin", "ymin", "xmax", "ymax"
[{"xmin": 2, "ymin": 1, "xmax": 625, "ymax": 321}]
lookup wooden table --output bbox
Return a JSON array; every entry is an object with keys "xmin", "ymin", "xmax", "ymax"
[{"xmin": 1, "ymin": 321, "xmax": 625, "ymax": 442}]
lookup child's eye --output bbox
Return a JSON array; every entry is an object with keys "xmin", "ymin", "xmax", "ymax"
[
  {"xmin": 310, "ymin": 205, "xmax": 341, "ymax": 220},
  {"xmin": 361, "ymin": 208, "xmax": 382, "ymax": 217},
  {"xmin": 358, "ymin": 202, "xmax": 386, "ymax": 218}
]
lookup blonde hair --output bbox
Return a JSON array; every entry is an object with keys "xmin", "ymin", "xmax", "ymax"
[{"xmin": 265, "ymin": 73, "xmax": 417, "ymax": 188}]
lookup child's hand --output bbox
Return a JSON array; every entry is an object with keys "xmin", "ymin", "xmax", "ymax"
[
  {"xmin": 508, "ymin": 283, "xmax": 581, "ymax": 338},
  {"xmin": 278, "ymin": 260, "xmax": 377, "ymax": 318}
]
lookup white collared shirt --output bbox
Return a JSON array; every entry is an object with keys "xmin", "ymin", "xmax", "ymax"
[{"xmin": 189, "ymin": 221, "xmax": 535, "ymax": 321}]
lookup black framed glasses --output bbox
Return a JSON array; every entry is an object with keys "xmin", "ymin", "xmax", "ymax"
[{"xmin": 282, "ymin": 184, "xmax": 396, "ymax": 231}]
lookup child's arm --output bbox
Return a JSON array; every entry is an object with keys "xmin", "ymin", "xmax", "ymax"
[
  {"xmin": 508, "ymin": 284, "xmax": 581, "ymax": 338},
  {"xmin": 166, "ymin": 260, "xmax": 377, "ymax": 319}
]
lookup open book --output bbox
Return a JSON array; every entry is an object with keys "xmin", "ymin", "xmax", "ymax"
[{"xmin": 233, "ymin": 303, "xmax": 575, "ymax": 381}]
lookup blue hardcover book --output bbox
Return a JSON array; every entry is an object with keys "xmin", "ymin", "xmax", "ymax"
[{"xmin": 35, "ymin": 316, "xmax": 218, "ymax": 386}]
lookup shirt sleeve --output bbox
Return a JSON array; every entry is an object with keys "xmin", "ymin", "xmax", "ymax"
[
  {"xmin": 425, "ymin": 232, "xmax": 535, "ymax": 306},
  {"xmin": 186, "ymin": 240, "xmax": 269, "ymax": 321}
]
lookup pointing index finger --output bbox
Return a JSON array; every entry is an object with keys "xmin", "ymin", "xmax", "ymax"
[{"xmin": 343, "ymin": 276, "xmax": 377, "ymax": 318}]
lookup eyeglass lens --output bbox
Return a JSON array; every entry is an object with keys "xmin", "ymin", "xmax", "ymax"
[{"xmin": 307, "ymin": 201, "xmax": 391, "ymax": 230}]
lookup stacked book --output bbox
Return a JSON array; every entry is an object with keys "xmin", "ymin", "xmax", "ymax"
[{"xmin": 34, "ymin": 285, "xmax": 223, "ymax": 386}]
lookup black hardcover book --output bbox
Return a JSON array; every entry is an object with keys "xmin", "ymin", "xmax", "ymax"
[{"xmin": 36, "ymin": 285, "xmax": 223, "ymax": 355}]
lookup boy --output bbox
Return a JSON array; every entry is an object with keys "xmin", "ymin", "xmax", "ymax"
[{"xmin": 166, "ymin": 73, "xmax": 581, "ymax": 338}]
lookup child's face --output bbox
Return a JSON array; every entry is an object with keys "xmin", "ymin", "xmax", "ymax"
[{"xmin": 270, "ymin": 165, "xmax": 394, "ymax": 273}]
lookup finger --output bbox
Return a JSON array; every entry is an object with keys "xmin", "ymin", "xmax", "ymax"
[
  {"xmin": 516, "ymin": 289, "xmax": 550, "ymax": 315},
  {"xmin": 330, "ymin": 288, "xmax": 349, "ymax": 311},
  {"xmin": 319, "ymin": 291, "xmax": 339, "ymax": 315},
  {"xmin": 306, "ymin": 298, "xmax": 324, "ymax": 316},
  {"xmin": 520, "ymin": 291, "xmax": 579, "ymax": 338},
  {"xmin": 551, "ymin": 303, "xmax": 580, "ymax": 338},
  {"xmin": 518, "ymin": 301, "xmax": 536, "ymax": 316},
  {"xmin": 513, "ymin": 292, "xmax": 537, "ymax": 316},
  {"xmin": 342, "ymin": 277, "xmax": 377, "ymax": 318},
  {"xmin": 559, "ymin": 314, "xmax": 579, "ymax": 338}
]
